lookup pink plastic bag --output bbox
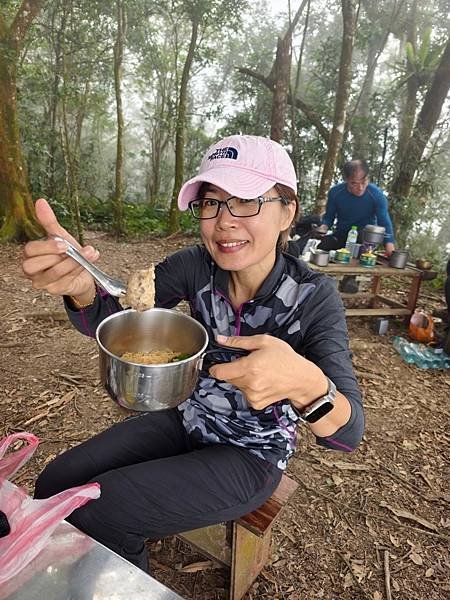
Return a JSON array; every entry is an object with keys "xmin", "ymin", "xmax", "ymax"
[{"xmin": 0, "ymin": 432, "xmax": 100, "ymax": 584}]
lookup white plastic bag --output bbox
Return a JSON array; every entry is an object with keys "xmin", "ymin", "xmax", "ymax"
[{"xmin": 0, "ymin": 432, "xmax": 100, "ymax": 584}]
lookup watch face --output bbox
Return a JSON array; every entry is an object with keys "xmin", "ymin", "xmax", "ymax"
[{"xmin": 303, "ymin": 399, "xmax": 334, "ymax": 423}]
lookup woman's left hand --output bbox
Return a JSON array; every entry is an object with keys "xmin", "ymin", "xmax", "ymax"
[{"xmin": 209, "ymin": 334, "xmax": 328, "ymax": 411}]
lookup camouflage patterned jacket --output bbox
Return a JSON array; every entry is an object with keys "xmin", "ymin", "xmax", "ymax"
[{"xmin": 66, "ymin": 245, "xmax": 364, "ymax": 470}]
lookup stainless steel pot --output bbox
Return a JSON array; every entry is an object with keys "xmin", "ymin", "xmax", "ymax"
[
  {"xmin": 96, "ymin": 308, "xmax": 210, "ymax": 411},
  {"xmin": 364, "ymin": 224, "xmax": 385, "ymax": 232},
  {"xmin": 310, "ymin": 249, "xmax": 330, "ymax": 266},
  {"xmin": 389, "ymin": 249, "xmax": 409, "ymax": 269},
  {"xmin": 362, "ymin": 225, "xmax": 385, "ymax": 245}
]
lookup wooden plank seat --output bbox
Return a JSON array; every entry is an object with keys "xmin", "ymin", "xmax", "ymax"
[{"xmin": 178, "ymin": 473, "xmax": 299, "ymax": 600}]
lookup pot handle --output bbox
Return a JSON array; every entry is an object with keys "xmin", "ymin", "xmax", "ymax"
[{"xmin": 197, "ymin": 344, "xmax": 249, "ymax": 371}]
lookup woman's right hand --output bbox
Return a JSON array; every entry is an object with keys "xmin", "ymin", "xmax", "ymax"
[{"xmin": 22, "ymin": 198, "xmax": 99, "ymax": 300}]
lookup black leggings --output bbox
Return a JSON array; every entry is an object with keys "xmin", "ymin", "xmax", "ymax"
[{"xmin": 35, "ymin": 409, "xmax": 282, "ymax": 572}]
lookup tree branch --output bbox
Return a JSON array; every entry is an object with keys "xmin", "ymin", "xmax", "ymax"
[
  {"xmin": 237, "ymin": 67, "xmax": 330, "ymax": 142},
  {"xmin": 267, "ymin": 0, "xmax": 308, "ymax": 84},
  {"xmin": 238, "ymin": 66, "xmax": 272, "ymax": 88},
  {"xmin": 285, "ymin": 0, "xmax": 309, "ymax": 38},
  {"xmin": 288, "ymin": 92, "xmax": 330, "ymax": 142}
]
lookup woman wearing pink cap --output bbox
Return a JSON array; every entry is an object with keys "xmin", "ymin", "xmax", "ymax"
[{"xmin": 22, "ymin": 135, "xmax": 363, "ymax": 573}]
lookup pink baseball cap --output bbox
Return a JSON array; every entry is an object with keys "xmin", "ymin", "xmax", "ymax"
[{"xmin": 177, "ymin": 135, "xmax": 297, "ymax": 211}]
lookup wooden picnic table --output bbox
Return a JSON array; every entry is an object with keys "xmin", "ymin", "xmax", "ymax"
[{"xmin": 307, "ymin": 256, "xmax": 436, "ymax": 317}]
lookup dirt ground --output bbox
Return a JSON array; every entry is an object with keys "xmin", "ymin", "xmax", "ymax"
[{"xmin": 1, "ymin": 233, "xmax": 449, "ymax": 600}]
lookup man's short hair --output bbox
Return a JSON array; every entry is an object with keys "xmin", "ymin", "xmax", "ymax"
[{"xmin": 342, "ymin": 159, "xmax": 369, "ymax": 179}]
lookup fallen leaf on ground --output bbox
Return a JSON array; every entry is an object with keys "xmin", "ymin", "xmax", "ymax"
[
  {"xmin": 178, "ymin": 560, "xmax": 215, "ymax": 572},
  {"xmin": 380, "ymin": 501, "xmax": 438, "ymax": 531},
  {"xmin": 332, "ymin": 473, "xmax": 344, "ymax": 486},
  {"xmin": 389, "ymin": 533, "xmax": 401, "ymax": 547},
  {"xmin": 410, "ymin": 551, "xmax": 423, "ymax": 565}
]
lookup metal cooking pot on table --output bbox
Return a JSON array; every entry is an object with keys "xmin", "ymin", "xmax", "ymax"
[
  {"xmin": 96, "ymin": 308, "xmax": 246, "ymax": 412},
  {"xmin": 362, "ymin": 224, "xmax": 385, "ymax": 245},
  {"xmin": 310, "ymin": 249, "xmax": 330, "ymax": 266},
  {"xmin": 389, "ymin": 249, "xmax": 409, "ymax": 269}
]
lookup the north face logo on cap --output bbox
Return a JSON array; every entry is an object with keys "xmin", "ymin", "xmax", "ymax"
[{"xmin": 208, "ymin": 146, "xmax": 238, "ymax": 161}]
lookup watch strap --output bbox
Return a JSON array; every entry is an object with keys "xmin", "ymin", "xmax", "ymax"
[{"xmin": 292, "ymin": 377, "xmax": 336, "ymax": 423}]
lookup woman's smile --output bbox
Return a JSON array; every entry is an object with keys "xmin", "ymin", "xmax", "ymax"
[{"xmin": 216, "ymin": 239, "xmax": 249, "ymax": 253}]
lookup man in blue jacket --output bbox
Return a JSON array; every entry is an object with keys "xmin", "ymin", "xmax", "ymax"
[
  {"xmin": 316, "ymin": 159, "xmax": 396, "ymax": 292},
  {"xmin": 317, "ymin": 159, "xmax": 396, "ymax": 254}
]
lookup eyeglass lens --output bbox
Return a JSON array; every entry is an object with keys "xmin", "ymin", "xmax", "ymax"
[{"xmin": 191, "ymin": 197, "xmax": 261, "ymax": 218}]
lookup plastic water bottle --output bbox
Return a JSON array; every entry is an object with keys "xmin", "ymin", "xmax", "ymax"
[
  {"xmin": 392, "ymin": 337, "xmax": 432, "ymax": 368},
  {"xmin": 393, "ymin": 336, "xmax": 416, "ymax": 364},
  {"xmin": 392, "ymin": 336, "xmax": 450, "ymax": 369},
  {"xmin": 346, "ymin": 225, "xmax": 358, "ymax": 244},
  {"xmin": 421, "ymin": 347, "xmax": 442, "ymax": 369},
  {"xmin": 412, "ymin": 345, "xmax": 433, "ymax": 369},
  {"xmin": 423, "ymin": 347, "xmax": 450, "ymax": 369}
]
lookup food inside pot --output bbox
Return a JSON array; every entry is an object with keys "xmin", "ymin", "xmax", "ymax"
[
  {"xmin": 121, "ymin": 349, "xmax": 192, "ymax": 365},
  {"xmin": 123, "ymin": 265, "xmax": 155, "ymax": 311}
]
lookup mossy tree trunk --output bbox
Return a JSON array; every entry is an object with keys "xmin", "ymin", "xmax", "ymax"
[
  {"xmin": 315, "ymin": 0, "xmax": 358, "ymax": 215},
  {"xmin": 269, "ymin": 0, "xmax": 307, "ymax": 143},
  {"xmin": 46, "ymin": 1, "xmax": 65, "ymax": 201},
  {"xmin": 112, "ymin": 0, "xmax": 127, "ymax": 237},
  {"xmin": 351, "ymin": 33, "xmax": 384, "ymax": 159},
  {"xmin": 0, "ymin": 0, "xmax": 47, "ymax": 242},
  {"xmin": 389, "ymin": 37, "xmax": 450, "ymax": 239},
  {"xmin": 168, "ymin": 15, "xmax": 199, "ymax": 234},
  {"xmin": 290, "ymin": 0, "xmax": 310, "ymax": 185},
  {"xmin": 270, "ymin": 35, "xmax": 292, "ymax": 144},
  {"xmin": 393, "ymin": 0, "xmax": 419, "ymax": 170},
  {"xmin": 60, "ymin": 39, "xmax": 88, "ymax": 246}
]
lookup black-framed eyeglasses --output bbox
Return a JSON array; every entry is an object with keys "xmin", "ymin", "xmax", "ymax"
[{"xmin": 188, "ymin": 195, "xmax": 285, "ymax": 220}]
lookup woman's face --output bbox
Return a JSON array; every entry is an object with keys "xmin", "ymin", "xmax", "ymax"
[{"xmin": 199, "ymin": 184, "xmax": 296, "ymax": 275}]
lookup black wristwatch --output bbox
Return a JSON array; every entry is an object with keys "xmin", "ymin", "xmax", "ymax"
[{"xmin": 291, "ymin": 377, "xmax": 336, "ymax": 423}]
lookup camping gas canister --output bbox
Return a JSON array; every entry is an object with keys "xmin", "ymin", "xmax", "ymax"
[
  {"xmin": 335, "ymin": 248, "xmax": 351, "ymax": 264},
  {"xmin": 359, "ymin": 252, "xmax": 377, "ymax": 268}
]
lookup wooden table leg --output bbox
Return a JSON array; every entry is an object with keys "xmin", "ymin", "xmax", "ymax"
[
  {"xmin": 407, "ymin": 274, "xmax": 422, "ymax": 313},
  {"xmin": 370, "ymin": 275, "xmax": 382, "ymax": 308}
]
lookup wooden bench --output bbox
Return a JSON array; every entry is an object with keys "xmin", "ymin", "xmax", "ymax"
[{"xmin": 178, "ymin": 473, "xmax": 299, "ymax": 600}]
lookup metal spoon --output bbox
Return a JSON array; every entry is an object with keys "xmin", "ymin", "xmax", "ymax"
[{"xmin": 51, "ymin": 235, "xmax": 127, "ymax": 297}]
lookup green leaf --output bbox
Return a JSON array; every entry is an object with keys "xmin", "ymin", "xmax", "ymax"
[
  {"xmin": 405, "ymin": 42, "xmax": 416, "ymax": 69},
  {"xmin": 418, "ymin": 27, "xmax": 432, "ymax": 65}
]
